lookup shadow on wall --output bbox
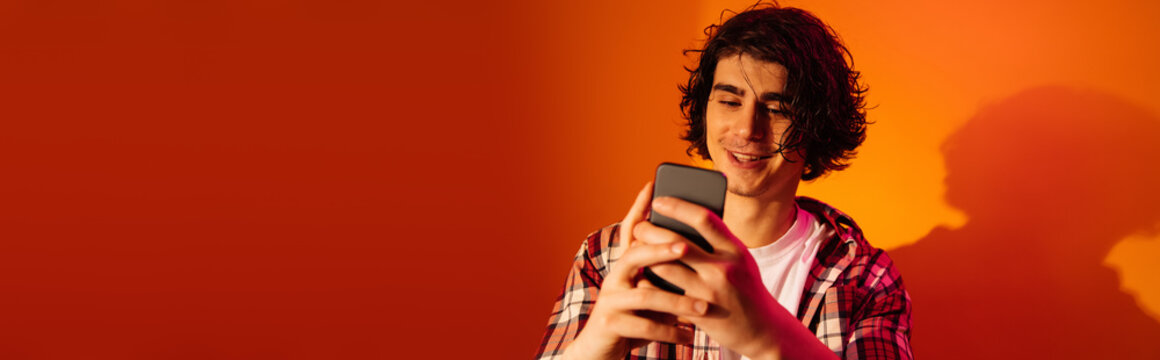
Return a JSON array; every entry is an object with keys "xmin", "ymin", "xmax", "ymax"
[{"xmin": 889, "ymin": 86, "xmax": 1160, "ymax": 359}]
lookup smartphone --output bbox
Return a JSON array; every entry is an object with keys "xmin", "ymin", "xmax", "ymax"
[{"xmin": 642, "ymin": 162, "xmax": 726, "ymax": 295}]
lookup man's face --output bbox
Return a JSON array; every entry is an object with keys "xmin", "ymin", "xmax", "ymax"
[{"xmin": 705, "ymin": 53, "xmax": 805, "ymax": 199}]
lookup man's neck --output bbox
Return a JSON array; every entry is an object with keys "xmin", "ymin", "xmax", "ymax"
[{"xmin": 722, "ymin": 186, "xmax": 800, "ymax": 249}]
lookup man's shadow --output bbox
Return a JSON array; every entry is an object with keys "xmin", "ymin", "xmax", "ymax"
[{"xmin": 889, "ymin": 86, "xmax": 1160, "ymax": 359}]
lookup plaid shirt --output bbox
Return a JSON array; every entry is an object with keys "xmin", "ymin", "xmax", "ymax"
[{"xmin": 536, "ymin": 197, "xmax": 913, "ymax": 360}]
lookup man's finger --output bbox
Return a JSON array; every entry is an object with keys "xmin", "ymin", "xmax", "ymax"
[
  {"xmin": 604, "ymin": 288, "xmax": 709, "ymax": 319},
  {"xmin": 618, "ymin": 181, "xmax": 655, "ymax": 247},
  {"xmin": 631, "ymin": 221, "xmax": 687, "ymax": 245},
  {"xmin": 650, "ymin": 196, "xmax": 741, "ymax": 252},
  {"xmin": 646, "ymin": 262, "xmax": 712, "ymax": 300},
  {"xmin": 606, "ymin": 242, "xmax": 688, "ymax": 288},
  {"xmin": 607, "ymin": 314, "xmax": 695, "ymax": 345},
  {"xmin": 632, "ymin": 221, "xmax": 719, "ymax": 277}
]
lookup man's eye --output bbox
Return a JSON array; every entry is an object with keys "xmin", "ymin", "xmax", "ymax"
[
  {"xmin": 718, "ymin": 100, "xmax": 741, "ymax": 107},
  {"xmin": 767, "ymin": 108, "xmax": 787, "ymax": 115}
]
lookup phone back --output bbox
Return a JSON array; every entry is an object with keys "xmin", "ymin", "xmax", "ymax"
[{"xmin": 648, "ymin": 163, "xmax": 726, "ymax": 253}]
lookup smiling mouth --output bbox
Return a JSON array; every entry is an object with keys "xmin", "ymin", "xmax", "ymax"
[{"xmin": 730, "ymin": 151, "xmax": 773, "ymax": 162}]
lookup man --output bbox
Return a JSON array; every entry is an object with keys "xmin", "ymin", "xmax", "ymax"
[{"xmin": 536, "ymin": 4, "xmax": 912, "ymax": 360}]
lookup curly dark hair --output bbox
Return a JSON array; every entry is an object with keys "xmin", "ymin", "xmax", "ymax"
[{"xmin": 679, "ymin": 3, "xmax": 868, "ymax": 181}]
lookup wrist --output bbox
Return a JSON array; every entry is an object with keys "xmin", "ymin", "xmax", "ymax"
[
  {"xmin": 560, "ymin": 333, "xmax": 591, "ymax": 360},
  {"xmin": 562, "ymin": 331, "xmax": 620, "ymax": 360}
]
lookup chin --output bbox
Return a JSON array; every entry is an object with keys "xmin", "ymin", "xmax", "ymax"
[{"xmin": 727, "ymin": 182, "xmax": 771, "ymax": 198}]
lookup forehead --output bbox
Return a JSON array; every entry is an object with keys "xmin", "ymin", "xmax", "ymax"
[{"xmin": 712, "ymin": 53, "xmax": 788, "ymax": 95}]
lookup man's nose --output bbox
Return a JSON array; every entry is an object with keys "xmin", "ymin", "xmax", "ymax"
[{"xmin": 735, "ymin": 107, "xmax": 768, "ymax": 140}]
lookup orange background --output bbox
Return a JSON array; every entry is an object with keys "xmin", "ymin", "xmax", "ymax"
[{"xmin": 2, "ymin": 0, "xmax": 1159, "ymax": 359}]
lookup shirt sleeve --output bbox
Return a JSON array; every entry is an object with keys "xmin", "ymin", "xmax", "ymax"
[
  {"xmin": 535, "ymin": 228, "xmax": 614, "ymax": 359},
  {"xmin": 843, "ymin": 251, "xmax": 914, "ymax": 360}
]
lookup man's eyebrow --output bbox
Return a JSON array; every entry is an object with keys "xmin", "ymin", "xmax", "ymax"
[
  {"xmin": 760, "ymin": 92, "xmax": 787, "ymax": 102},
  {"xmin": 712, "ymin": 83, "xmax": 743, "ymax": 96},
  {"xmin": 712, "ymin": 83, "xmax": 786, "ymax": 102}
]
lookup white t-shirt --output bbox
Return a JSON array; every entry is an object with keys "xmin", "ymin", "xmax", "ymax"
[{"xmin": 720, "ymin": 205, "xmax": 829, "ymax": 360}]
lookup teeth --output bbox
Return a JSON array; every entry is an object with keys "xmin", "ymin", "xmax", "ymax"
[{"xmin": 733, "ymin": 152, "xmax": 760, "ymax": 161}]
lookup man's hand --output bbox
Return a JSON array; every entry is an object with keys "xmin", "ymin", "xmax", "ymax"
[
  {"xmin": 561, "ymin": 183, "xmax": 710, "ymax": 360},
  {"xmin": 632, "ymin": 196, "xmax": 839, "ymax": 360}
]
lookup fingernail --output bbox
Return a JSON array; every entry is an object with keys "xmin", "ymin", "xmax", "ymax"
[
  {"xmin": 653, "ymin": 197, "xmax": 672, "ymax": 210},
  {"xmin": 693, "ymin": 300, "xmax": 707, "ymax": 315},
  {"xmin": 670, "ymin": 242, "xmax": 686, "ymax": 254}
]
